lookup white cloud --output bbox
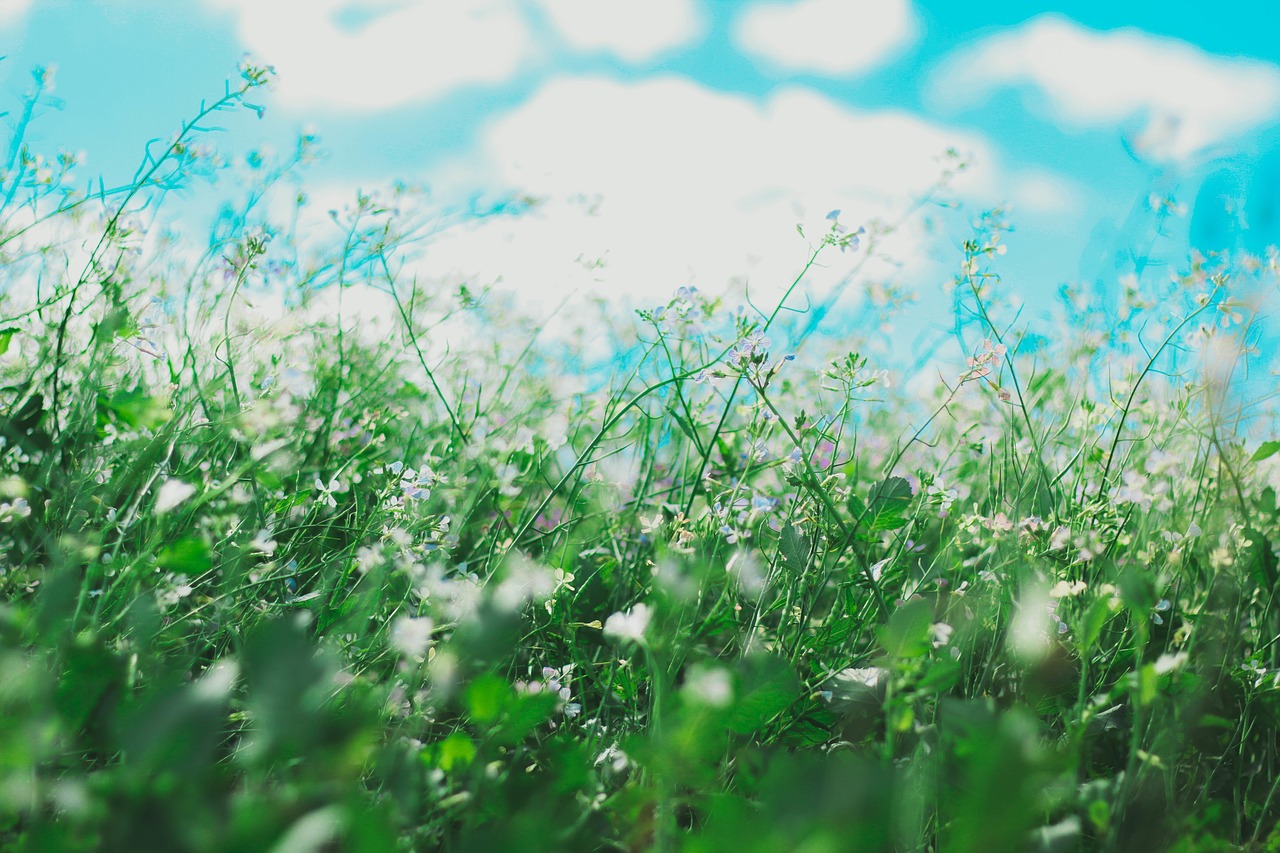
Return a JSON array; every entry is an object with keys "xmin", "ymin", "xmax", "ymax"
[
  {"xmin": 732, "ymin": 0, "xmax": 918, "ymax": 77},
  {"xmin": 532, "ymin": 0, "xmax": 705, "ymax": 63},
  {"xmin": 412, "ymin": 76, "xmax": 996, "ymax": 316},
  {"xmin": 207, "ymin": 0, "xmax": 535, "ymax": 111},
  {"xmin": 0, "ymin": 0, "xmax": 30, "ymax": 26},
  {"xmin": 1007, "ymin": 168, "xmax": 1084, "ymax": 217},
  {"xmin": 928, "ymin": 15, "xmax": 1280, "ymax": 164}
]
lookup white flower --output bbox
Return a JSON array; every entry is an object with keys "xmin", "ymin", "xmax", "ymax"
[
  {"xmin": 314, "ymin": 477, "xmax": 341, "ymax": 508},
  {"xmin": 0, "ymin": 498, "xmax": 31, "ymax": 523},
  {"xmin": 249, "ymin": 529, "xmax": 278, "ymax": 555},
  {"xmin": 155, "ymin": 478, "xmax": 196, "ymax": 514},
  {"xmin": 494, "ymin": 555, "xmax": 556, "ymax": 611},
  {"xmin": 390, "ymin": 615, "xmax": 434, "ymax": 660},
  {"xmin": 682, "ymin": 666, "xmax": 733, "ymax": 707},
  {"xmin": 603, "ymin": 603, "xmax": 651, "ymax": 644},
  {"xmin": 1050, "ymin": 580, "xmax": 1087, "ymax": 598},
  {"xmin": 931, "ymin": 622, "xmax": 954, "ymax": 648}
]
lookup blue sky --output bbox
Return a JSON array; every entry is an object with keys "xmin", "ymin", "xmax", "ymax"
[{"xmin": 3, "ymin": 0, "xmax": 1279, "ymax": 360}]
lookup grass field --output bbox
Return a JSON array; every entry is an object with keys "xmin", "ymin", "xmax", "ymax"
[{"xmin": 3, "ymin": 63, "xmax": 1280, "ymax": 852}]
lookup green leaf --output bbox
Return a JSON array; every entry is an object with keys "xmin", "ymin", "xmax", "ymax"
[
  {"xmin": 1259, "ymin": 486, "xmax": 1278, "ymax": 519},
  {"xmin": 0, "ymin": 328, "xmax": 17, "ymax": 356},
  {"xmin": 157, "ymin": 537, "xmax": 211, "ymax": 574},
  {"xmin": 55, "ymin": 632, "xmax": 123, "ymax": 734},
  {"xmin": 1136, "ymin": 663, "xmax": 1158, "ymax": 707},
  {"xmin": 466, "ymin": 673, "xmax": 510, "ymax": 723},
  {"xmin": 101, "ymin": 386, "xmax": 172, "ymax": 430},
  {"xmin": 1242, "ymin": 527, "xmax": 1278, "ymax": 590},
  {"xmin": 670, "ymin": 411, "xmax": 701, "ymax": 446},
  {"xmin": 1080, "ymin": 597, "xmax": 1115, "ymax": 652},
  {"xmin": 869, "ymin": 508, "xmax": 909, "ymax": 533},
  {"xmin": 863, "ymin": 476, "xmax": 914, "ymax": 532},
  {"xmin": 727, "ymin": 655, "xmax": 797, "ymax": 735},
  {"xmin": 1088, "ymin": 799, "xmax": 1111, "ymax": 833},
  {"xmin": 498, "ymin": 691, "xmax": 558, "ymax": 743},
  {"xmin": 92, "ymin": 306, "xmax": 137, "ymax": 344},
  {"xmin": 779, "ymin": 709, "xmax": 837, "ymax": 747},
  {"xmin": 847, "ymin": 493, "xmax": 868, "ymax": 522},
  {"xmin": 869, "ymin": 476, "xmax": 913, "ymax": 511},
  {"xmin": 1251, "ymin": 440, "xmax": 1280, "ymax": 462},
  {"xmin": 437, "ymin": 732, "xmax": 476, "ymax": 771},
  {"xmin": 255, "ymin": 468, "xmax": 283, "ymax": 490},
  {"xmin": 778, "ymin": 523, "xmax": 811, "ymax": 575},
  {"xmin": 877, "ymin": 597, "xmax": 933, "ymax": 659},
  {"xmin": 915, "ymin": 658, "xmax": 961, "ymax": 694}
]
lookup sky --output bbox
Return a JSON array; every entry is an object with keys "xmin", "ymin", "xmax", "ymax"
[{"xmin": 3, "ymin": 0, "xmax": 1280, "ymax": 366}]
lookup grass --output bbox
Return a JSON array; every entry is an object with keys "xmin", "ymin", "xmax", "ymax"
[{"xmin": 2, "ymin": 62, "xmax": 1280, "ymax": 852}]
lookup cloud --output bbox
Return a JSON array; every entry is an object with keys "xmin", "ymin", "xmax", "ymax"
[
  {"xmin": 928, "ymin": 15, "xmax": 1280, "ymax": 164},
  {"xmin": 412, "ymin": 76, "xmax": 997, "ymax": 314},
  {"xmin": 732, "ymin": 0, "xmax": 918, "ymax": 77},
  {"xmin": 207, "ymin": 0, "xmax": 535, "ymax": 111},
  {"xmin": 1007, "ymin": 168, "xmax": 1084, "ymax": 217},
  {"xmin": 532, "ymin": 0, "xmax": 705, "ymax": 63},
  {"xmin": 0, "ymin": 0, "xmax": 31, "ymax": 26}
]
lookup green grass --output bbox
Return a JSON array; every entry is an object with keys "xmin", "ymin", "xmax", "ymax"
[{"xmin": 3, "ymin": 64, "xmax": 1280, "ymax": 852}]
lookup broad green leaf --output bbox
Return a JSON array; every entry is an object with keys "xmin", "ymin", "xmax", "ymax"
[
  {"xmin": 499, "ymin": 691, "xmax": 558, "ymax": 743},
  {"xmin": 878, "ymin": 597, "xmax": 933, "ymax": 659},
  {"xmin": 1080, "ymin": 597, "xmax": 1115, "ymax": 652},
  {"xmin": 157, "ymin": 537, "xmax": 211, "ymax": 573},
  {"xmin": 1242, "ymin": 527, "xmax": 1278, "ymax": 590},
  {"xmin": 438, "ymin": 732, "xmax": 476, "ymax": 771},
  {"xmin": 727, "ymin": 655, "xmax": 797, "ymax": 735},
  {"xmin": 1251, "ymin": 440, "xmax": 1280, "ymax": 462},
  {"xmin": 102, "ymin": 386, "xmax": 172, "ymax": 430},
  {"xmin": 466, "ymin": 673, "xmax": 510, "ymax": 723},
  {"xmin": 916, "ymin": 658, "xmax": 961, "ymax": 694},
  {"xmin": 92, "ymin": 306, "xmax": 137, "ymax": 344},
  {"xmin": 778, "ymin": 523, "xmax": 811, "ymax": 574},
  {"xmin": 861, "ymin": 476, "xmax": 914, "ymax": 532},
  {"xmin": 1136, "ymin": 663, "xmax": 1158, "ymax": 707}
]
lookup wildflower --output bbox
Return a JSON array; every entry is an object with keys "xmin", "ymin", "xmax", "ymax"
[
  {"xmin": 823, "ymin": 210, "xmax": 865, "ymax": 251},
  {"xmin": 1154, "ymin": 652, "xmax": 1187, "ymax": 675},
  {"xmin": 931, "ymin": 622, "xmax": 954, "ymax": 648},
  {"xmin": 0, "ymin": 498, "xmax": 30, "ymax": 523},
  {"xmin": 595, "ymin": 744, "xmax": 630, "ymax": 774},
  {"xmin": 961, "ymin": 338, "xmax": 1008, "ymax": 383},
  {"xmin": 356, "ymin": 545, "xmax": 384, "ymax": 573},
  {"xmin": 314, "ymin": 477, "xmax": 344, "ymax": 508},
  {"xmin": 390, "ymin": 615, "xmax": 434, "ymax": 660},
  {"xmin": 540, "ymin": 665, "xmax": 581, "ymax": 717},
  {"xmin": 493, "ymin": 555, "xmax": 557, "ymax": 611},
  {"xmin": 1050, "ymin": 579, "xmax": 1087, "ymax": 598},
  {"xmin": 1152, "ymin": 598, "xmax": 1171, "ymax": 626},
  {"xmin": 603, "ymin": 603, "xmax": 651, "ymax": 644},
  {"xmin": 249, "ymin": 529, "xmax": 278, "ymax": 555},
  {"xmin": 155, "ymin": 478, "xmax": 196, "ymax": 514},
  {"xmin": 1242, "ymin": 659, "xmax": 1268, "ymax": 689},
  {"xmin": 985, "ymin": 512, "xmax": 1014, "ymax": 533},
  {"xmin": 682, "ymin": 666, "xmax": 733, "ymax": 707}
]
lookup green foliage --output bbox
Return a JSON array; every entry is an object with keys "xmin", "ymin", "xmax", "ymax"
[{"xmin": 0, "ymin": 62, "xmax": 1277, "ymax": 852}]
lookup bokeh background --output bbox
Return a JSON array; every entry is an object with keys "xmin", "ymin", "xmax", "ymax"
[{"xmin": 4, "ymin": 0, "xmax": 1279, "ymax": 367}]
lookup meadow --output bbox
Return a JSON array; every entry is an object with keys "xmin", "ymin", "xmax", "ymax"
[{"xmin": 3, "ymin": 62, "xmax": 1280, "ymax": 852}]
